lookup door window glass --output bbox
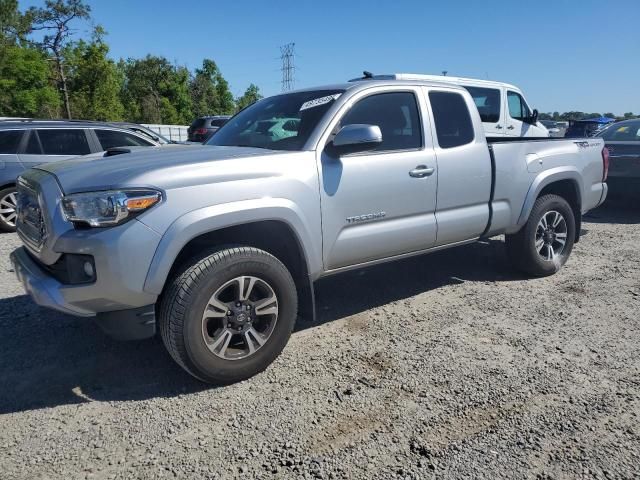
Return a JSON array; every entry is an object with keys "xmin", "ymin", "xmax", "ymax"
[
  {"xmin": 37, "ymin": 129, "xmax": 91, "ymax": 155},
  {"xmin": 25, "ymin": 131, "xmax": 42, "ymax": 154},
  {"xmin": 0, "ymin": 130, "xmax": 23, "ymax": 154},
  {"xmin": 507, "ymin": 91, "xmax": 531, "ymax": 120},
  {"xmin": 428, "ymin": 91, "xmax": 475, "ymax": 148},
  {"xmin": 339, "ymin": 92, "xmax": 422, "ymax": 151}
]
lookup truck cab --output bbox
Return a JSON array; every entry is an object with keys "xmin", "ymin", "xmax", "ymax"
[{"xmin": 357, "ymin": 74, "xmax": 549, "ymax": 138}]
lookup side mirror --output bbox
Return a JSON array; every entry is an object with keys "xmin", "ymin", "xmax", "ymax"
[
  {"xmin": 331, "ymin": 124, "xmax": 382, "ymax": 155},
  {"xmin": 529, "ymin": 109, "xmax": 539, "ymax": 125}
]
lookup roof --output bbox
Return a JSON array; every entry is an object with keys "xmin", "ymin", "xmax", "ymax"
[
  {"xmin": 0, "ymin": 118, "xmax": 163, "ymax": 130},
  {"xmin": 348, "ymin": 73, "xmax": 520, "ymax": 91},
  {"xmin": 287, "ymin": 78, "xmax": 469, "ymax": 96}
]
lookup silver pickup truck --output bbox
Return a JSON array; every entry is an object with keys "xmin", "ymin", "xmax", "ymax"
[{"xmin": 10, "ymin": 76, "xmax": 608, "ymax": 383}]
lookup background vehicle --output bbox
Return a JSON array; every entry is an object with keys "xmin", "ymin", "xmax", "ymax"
[
  {"xmin": 565, "ymin": 117, "xmax": 616, "ymax": 138},
  {"xmin": 11, "ymin": 77, "xmax": 607, "ymax": 384},
  {"xmin": 105, "ymin": 122, "xmax": 174, "ymax": 144},
  {"xmin": 597, "ymin": 119, "xmax": 640, "ymax": 198},
  {"xmin": 541, "ymin": 120, "xmax": 566, "ymax": 137},
  {"xmin": 0, "ymin": 120, "xmax": 160, "ymax": 231},
  {"xmin": 187, "ymin": 116, "xmax": 231, "ymax": 142},
  {"xmin": 353, "ymin": 73, "xmax": 549, "ymax": 138}
]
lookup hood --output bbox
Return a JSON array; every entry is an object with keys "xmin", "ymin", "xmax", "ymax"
[{"xmin": 35, "ymin": 145, "xmax": 281, "ymax": 193}]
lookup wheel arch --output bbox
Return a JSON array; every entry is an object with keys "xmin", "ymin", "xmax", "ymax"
[
  {"xmin": 144, "ymin": 202, "xmax": 320, "ymax": 322},
  {"xmin": 517, "ymin": 168, "xmax": 583, "ymax": 241}
]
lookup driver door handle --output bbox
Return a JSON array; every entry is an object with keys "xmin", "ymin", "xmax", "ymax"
[
  {"xmin": 507, "ymin": 125, "xmax": 515, "ymax": 130},
  {"xmin": 409, "ymin": 165, "xmax": 435, "ymax": 178}
]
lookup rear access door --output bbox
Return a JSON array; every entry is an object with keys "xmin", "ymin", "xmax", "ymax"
[{"xmin": 424, "ymin": 87, "xmax": 493, "ymax": 245}]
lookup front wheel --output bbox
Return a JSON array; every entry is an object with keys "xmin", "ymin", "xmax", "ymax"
[
  {"xmin": 506, "ymin": 194, "xmax": 576, "ymax": 277},
  {"xmin": 159, "ymin": 246, "xmax": 298, "ymax": 384},
  {"xmin": 0, "ymin": 187, "xmax": 18, "ymax": 232}
]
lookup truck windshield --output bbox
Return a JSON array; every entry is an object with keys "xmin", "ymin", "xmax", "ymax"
[{"xmin": 207, "ymin": 90, "xmax": 344, "ymax": 151}]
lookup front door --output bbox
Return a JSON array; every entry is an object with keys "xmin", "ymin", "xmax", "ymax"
[
  {"xmin": 506, "ymin": 90, "xmax": 535, "ymax": 137},
  {"xmin": 318, "ymin": 88, "xmax": 438, "ymax": 270}
]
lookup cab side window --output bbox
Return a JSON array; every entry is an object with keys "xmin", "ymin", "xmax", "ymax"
[
  {"xmin": 507, "ymin": 91, "xmax": 531, "ymax": 121},
  {"xmin": 339, "ymin": 92, "xmax": 422, "ymax": 151},
  {"xmin": 428, "ymin": 91, "xmax": 475, "ymax": 149}
]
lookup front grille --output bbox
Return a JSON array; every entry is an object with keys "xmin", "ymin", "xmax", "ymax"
[{"xmin": 16, "ymin": 180, "xmax": 47, "ymax": 250}]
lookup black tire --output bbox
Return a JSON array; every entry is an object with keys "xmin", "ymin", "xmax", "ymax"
[
  {"xmin": 159, "ymin": 246, "xmax": 298, "ymax": 384},
  {"xmin": 505, "ymin": 194, "xmax": 576, "ymax": 277},
  {"xmin": 0, "ymin": 186, "xmax": 18, "ymax": 233}
]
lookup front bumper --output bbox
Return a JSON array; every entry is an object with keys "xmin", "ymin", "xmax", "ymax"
[
  {"xmin": 11, "ymin": 247, "xmax": 158, "ymax": 339},
  {"xmin": 11, "ymin": 246, "xmax": 94, "ymax": 317}
]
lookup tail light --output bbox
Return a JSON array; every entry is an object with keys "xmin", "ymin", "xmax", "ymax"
[
  {"xmin": 602, "ymin": 146, "xmax": 609, "ymax": 181},
  {"xmin": 195, "ymin": 128, "xmax": 208, "ymax": 135}
]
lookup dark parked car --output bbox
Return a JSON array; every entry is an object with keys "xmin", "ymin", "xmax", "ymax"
[
  {"xmin": 187, "ymin": 116, "xmax": 231, "ymax": 142},
  {"xmin": 565, "ymin": 117, "xmax": 615, "ymax": 138},
  {"xmin": 0, "ymin": 120, "xmax": 161, "ymax": 232},
  {"xmin": 597, "ymin": 119, "xmax": 640, "ymax": 198}
]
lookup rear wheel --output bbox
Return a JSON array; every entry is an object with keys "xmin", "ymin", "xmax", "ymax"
[
  {"xmin": 506, "ymin": 194, "xmax": 576, "ymax": 276},
  {"xmin": 159, "ymin": 246, "xmax": 298, "ymax": 384},
  {"xmin": 0, "ymin": 187, "xmax": 18, "ymax": 232}
]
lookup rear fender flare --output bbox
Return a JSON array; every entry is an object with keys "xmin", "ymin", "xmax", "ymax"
[{"xmin": 516, "ymin": 167, "xmax": 583, "ymax": 228}]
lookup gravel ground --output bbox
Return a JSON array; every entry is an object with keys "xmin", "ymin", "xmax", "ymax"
[{"xmin": 0, "ymin": 202, "xmax": 639, "ymax": 480}]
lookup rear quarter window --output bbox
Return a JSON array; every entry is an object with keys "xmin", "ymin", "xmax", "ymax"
[
  {"xmin": 95, "ymin": 129, "xmax": 154, "ymax": 149},
  {"xmin": 0, "ymin": 130, "xmax": 24, "ymax": 154},
  {"xmin": 428, "ymin": 91, "xmax": 475, "ymax": 148}
]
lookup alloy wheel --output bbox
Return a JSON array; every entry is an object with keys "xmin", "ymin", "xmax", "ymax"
[
  {"xmin": 535, "ymin": 210, "xmax": 568, "ymax": 261},
  {"xmin": 201, "ymin": 275, "xmax": 279, "ymax": 360}
]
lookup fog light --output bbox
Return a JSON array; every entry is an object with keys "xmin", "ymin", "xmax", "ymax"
[{"xmin": 83, "ymin": 261, "xmax": 95, "ymax": 278}]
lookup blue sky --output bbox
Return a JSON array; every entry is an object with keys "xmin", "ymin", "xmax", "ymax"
[{"xmin": 20, "ymin": 0, "xmax": 640, "ymax": 114}]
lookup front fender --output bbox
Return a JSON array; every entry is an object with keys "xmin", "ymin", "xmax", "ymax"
[
  {"xmin": 515, "ymin": 167, "xmax": 583, "ymax": 228},
  {"xmin": 142, "ymin": 198, "xmax": 321, "ymax": 295}
]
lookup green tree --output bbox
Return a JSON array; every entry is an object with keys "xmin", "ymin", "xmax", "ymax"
[
  {"xmin": 0, "ymin": 0, "xmax": 32, "ymax": 46},
  {"xmin": 623, "ymin": 112, "xmax": 635, "ymax": 119},
  {"xmin": 29, "ymin": 0, "xmax": 91, "ymax": 119},
  {"xmin": 121, "ymin": 55, "xmax": 192, "ymax": 124},
  {"xmin": 236, "ymin": 83, "xmax": 262, "ymax": 111},
  {"xmin": 65, "ymin": 27, "xmax": 124, "ymax": 120},
  {"xmin": 0, "ymin": 44, "xmax": 60, "ymax": 116},
  {"xmin": 189, "ymin": 59, "xmax": 234, "ymax": 116}
]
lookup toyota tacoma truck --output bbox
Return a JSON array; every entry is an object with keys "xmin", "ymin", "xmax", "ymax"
[{"xmin": 10, "ymin": 75, "xmax": 609, "ymax": 384}]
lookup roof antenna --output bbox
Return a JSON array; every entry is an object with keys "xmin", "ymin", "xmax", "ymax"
[{"xmin": 363, "ymin": 71, "xmax": 373, "ymax": 79}]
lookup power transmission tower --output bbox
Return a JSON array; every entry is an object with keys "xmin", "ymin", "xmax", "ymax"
[{"xmin": 280, "ymin": 43, "xmax": 295, "ymax": 92}]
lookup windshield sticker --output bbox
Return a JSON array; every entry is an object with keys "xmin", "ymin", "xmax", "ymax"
[{"xmin": 300, "ymin": 94, "xmax": 342, "ymax": 111}]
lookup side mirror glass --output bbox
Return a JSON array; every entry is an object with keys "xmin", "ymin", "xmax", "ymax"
[{"xmin": 331, "ymin": 124, "xmax": 382, "ymax": 155}]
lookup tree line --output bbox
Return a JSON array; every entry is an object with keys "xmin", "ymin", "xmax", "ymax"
[
  {"xmin": 0, "ymin": 0, "xmax": 262, "ymax": 124},
  {"xmin": 539, "ymin": 111, "xmax": 638, "ymax": 122}
]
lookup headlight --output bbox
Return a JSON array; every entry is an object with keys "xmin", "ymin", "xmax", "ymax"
[{"xmin": 61, "ymin": 189, "xmax": 162, "ymax": 227}]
